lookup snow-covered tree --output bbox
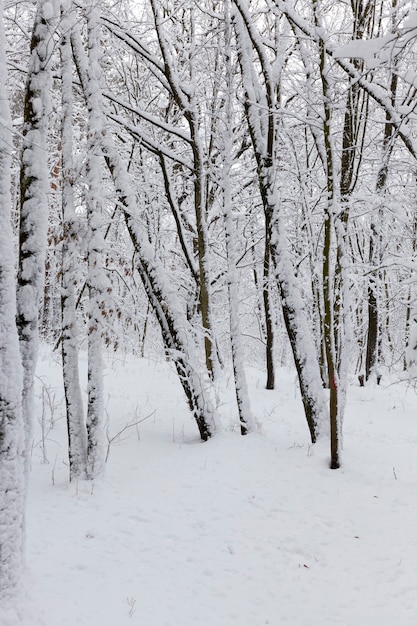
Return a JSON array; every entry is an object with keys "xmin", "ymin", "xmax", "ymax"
[
  {"xmin": 59, "ymin": 1, "xmax": 87, "ymax": 480},
  {"xmin": 16, "ymin": 0, "xmax": 57, "ymax": 469},
  {"xmin": 232, "ymin": 0, "xmax": 328, "ymax": 444},
  {"xmin": 0, "ymin": 0, "xmax": 25, "ymax": 594},
  {"xmin": 71, "ymin": 5, "xmax": 217, "ymax": 440}
]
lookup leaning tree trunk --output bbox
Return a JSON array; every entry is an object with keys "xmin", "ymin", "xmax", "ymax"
[
  {"xmin": 0, "ymin": 3, "xmax": 25, "ymax": 593},
  {"xmin": 233, "ymin": 1, "xmax": 327, "ymax": 442},
  {"xmin": 268, "ymin": 198, "xmax": 327, "ymax": 444},
  {"xmin": 16, "ymin": 0, "xmax": 55, "ymax": 470},
  {"xmin": 149, "ymin": 0, "xmax": 216, "ymax": 377},
  {"xmin": 70, "ymin": 19, "xmax": 215, "ymax": 441}
]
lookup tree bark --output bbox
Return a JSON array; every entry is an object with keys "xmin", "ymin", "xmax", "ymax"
[
  {"xmin": 233, "ymin": 0, "xmax": 327, "ymax": 442},
  {"xmin": 16, "ymin": 0, "xmax": 55, "ymax": 470},
  {"xmin": 70, "ymin": 16, "xmax": 215, "ymax": 441},
  {"xmin": 60, "ymin": 4, "xmax": 87, "ymax": 480},
  {"xmin": 222, "ymin": 0, "xmax": 255, "ymax": 434},
  {"xmin": 0, "ymin": 2, "xmax": 25, "ymax": 592}
]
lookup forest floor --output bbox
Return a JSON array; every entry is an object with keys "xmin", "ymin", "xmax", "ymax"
[{"xmin": 2, "ymin": 346, "xmax": 417, "ymax": 625}]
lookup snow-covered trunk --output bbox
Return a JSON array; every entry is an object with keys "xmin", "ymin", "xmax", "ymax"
[
  {"xmin": 222, "ymin": 178, "xmax": 255, "ymax": 435},
  {"xmin": 405, "ymin": 177, "xmax": 417, "ymax": 369},
  {"xmin": 70, "ymin": 21, "xmax": 215, "ymax": 441},
  {"xmin": 84, "ymin": 3, "xmax": 106, "ymax": 479},
  {"xmin": 335, "ymin": 2, "xmax": 370, "ymax": 389},
  {"xmin": 222, "ymin": 1, "xmax": 255, "ymax": 434},
  {"xmin": 60, "ymin": 4, "xmax": 87, "ymax": 480},
  {"xmin": 233, "ymin": 1, "xmax": 326, "ymax": 442},
  {"xmin": 267, "ymin": 183, "xmax": 326, "ymax": 444},
  {"xmin": 406, "ymin": 214, "xmax": 417, "ymax": 373},
  {"xmin": 104, "ymin": 149, "xmax": 215, "ymax": 440},
  {"xmin": 149, "ymin": 0, "xmax": 216, "ymax": 378},
  {"xmin": 16, "ymin": 0, "xmax": 55, "ymax": 468},
  {"xmin": 191, "ymin": 134, "xmax": 215, "ymax": 377},
  {"xmin": 322, "ymin": 209, "xmax": 341, "ymax": 469},
  {"xmin": 108, "ymin": 158, "xmax": 216, "ymax": 440},
  {"xmin": 315, "ymin": 0, "xmax": 346, "ymax": 468},
  {"xmin": 365, "ymin": 223, "xmax": 380, "ymax": 380},
  {"xmin": 365, "ymin": 68, "xmax": 398, "ymax": 382},
  {"xmin": 132, "ymin": 251, "xmax": 215, "ymax": 441},
  {"xmin": 0, "ymin": 2, "xmax": 25, "ymax": 593}
]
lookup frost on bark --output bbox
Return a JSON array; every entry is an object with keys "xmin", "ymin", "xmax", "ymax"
[
  {"xmin": 16, "ymin": 0, "xmax": 56, "ymax": 466},
  {"xmin": 0, "ymin": 2, "xmax": 25, "ymax": 592},
  {"xmin": 60, "ymin": 4, "xmax": 87, "ymax": 480}
]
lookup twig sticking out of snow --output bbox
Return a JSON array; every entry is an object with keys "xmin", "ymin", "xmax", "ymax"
[{"xmin": 105, "ymin": 409, "xmax": 155, "ymax": 462}]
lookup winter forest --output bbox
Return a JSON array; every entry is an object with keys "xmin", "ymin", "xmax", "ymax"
[{"xmin": 1, "ymin": 0, "xmax": 417, "ymax": 617}]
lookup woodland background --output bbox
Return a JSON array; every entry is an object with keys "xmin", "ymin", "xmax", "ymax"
[{"xmin": 1, "ymin": 0, "xmax": 417, "ymax": 596}]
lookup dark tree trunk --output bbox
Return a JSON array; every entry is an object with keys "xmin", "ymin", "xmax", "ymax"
[{"xmin": 263, "ymin": 228, "xmax": 275, "ymax": 390}]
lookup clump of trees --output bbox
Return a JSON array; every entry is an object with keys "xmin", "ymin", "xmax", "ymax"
[{"xmin": 1, "ymin": 0, "xmax": 416, "ymax": 593}]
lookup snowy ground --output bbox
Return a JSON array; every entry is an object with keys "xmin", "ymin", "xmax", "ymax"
[{"xmin": 2, "ymin": 347, "xmax": 417, "ymax": 625}]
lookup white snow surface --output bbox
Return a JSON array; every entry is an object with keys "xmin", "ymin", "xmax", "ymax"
[{"xmin": 2, "ymin": 347, "xmax": 417, "ymax": 625}]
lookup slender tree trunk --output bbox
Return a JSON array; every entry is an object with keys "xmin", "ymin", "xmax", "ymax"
[
  {"xmin": 233, "ymin": 1, "xmax": 327, "ymax": 442},
  {"xmin": 84, "ymin": 2, "xmax": 106, "ymax": 479},
  {"xmin": 365, "ymin": 225, "xmax": 379, "ymax": 380},
  {"xmin": 222, "ymin": 0, "xmax": 255, "ymax": 434},
  {"xmin": 0, "ymin": 3, "xmax": 25, "ymax": 592},
  {"xmin": 314, "ymin": 0, "xmax": 346, "ymax": 468},
  {"xmin": 405, "ymin": 195, "xmax": 417, "ymax": 369},
  {"xmin": 263, "ymin": 230, "xmax": 275, "ymax": 390},
  {"xmin": 60, "ymin": 4, "xmax": 87, "ymax": 480},
  {"xmin": 268, "ymin": 202, "xmax": 326, "ymax": 444},
  {"xmin": 149, "ymin": 0, "xmax": 216, "ymax": 377},
  {"xmin": 16, "ymin": 0, "xmax": 55, "ymax": 469},
  {"xmin": 365, "ymin": 0, "xmax": 398, "ymax": 382},
  {"xmin": 192, "ymin": 139, "xmax": 215, "ymax": 376},
  {"xmin": 366, "ymin": 160, "xmax": 396, "ymax": 383},
  {"xmin": 70, "ymin": 21, "xmax": 215, "ymax": 441}
]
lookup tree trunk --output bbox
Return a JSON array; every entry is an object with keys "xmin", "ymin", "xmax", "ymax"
[
  {"xmin": 0, "ymin": 3, "xmax": 25, "ymax": 592},
  {"xmin": 70, "ymin": 15, "xmax": 215, "ymax": 441},
  {"xmin": 233, "ymin": 0, "xmax": 327, "ymax": 442},
  {"xmin": 314, "ymin": 0, "xmax": 346, "ymax": 468},
  {"xmin": 150, "ymin": 0, "xmax": 216, "ymax": 377},
  {"xmin": 84, "ymin": 2, "xmax": 107, "ymax": 479},
  {"xmin": 16, "ymin": 0, "xmax": 55, "ymax": 470},
  {"xmin": 364, "ymin": 0, "xmax": 398, "ymax": 382},
  {"xmin": 60, "ymin": 5, "xmax": 87, "ymax": 480},
  {"xmin": 222, "ymin": 1, "xmax": 255, "ymax": 434},
  {"xmin": 263, "ymin": 230, "xmax": 275, "ymax": 390}
]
